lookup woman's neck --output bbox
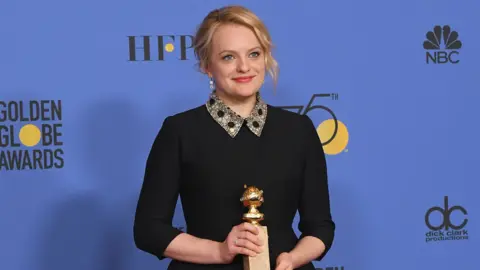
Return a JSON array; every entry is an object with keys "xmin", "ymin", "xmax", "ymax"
[{"xmin": 215, "ymin": 90, "xmax": 257, "ymax": 118}]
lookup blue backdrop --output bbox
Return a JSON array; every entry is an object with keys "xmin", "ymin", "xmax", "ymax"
[{"xmin": 1, "ymin": 0, "xmax": 478, "ymax": 269}]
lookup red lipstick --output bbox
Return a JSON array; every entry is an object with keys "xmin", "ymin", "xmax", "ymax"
[{"xmin": 232, "ymin": 75, "xmax": 255, "ymax": 83}]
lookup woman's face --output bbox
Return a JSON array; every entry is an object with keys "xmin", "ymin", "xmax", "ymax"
[{"xmin": 206, "ymin": 23, "xmax": 266, "ymax": 100}]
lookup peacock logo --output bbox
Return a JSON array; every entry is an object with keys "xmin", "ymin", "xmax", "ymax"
[{"xmin": 423, "ymin": 25, "xmax": 462, "ymax": 64}]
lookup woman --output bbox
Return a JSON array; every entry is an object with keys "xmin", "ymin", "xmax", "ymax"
[{"xmin": 133, "ymin": 5, "xmax": 335, "ymax": 270}]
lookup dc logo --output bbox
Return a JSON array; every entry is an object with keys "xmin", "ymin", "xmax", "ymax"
[{"xmin": 425, "ymin": 196, "xmax": 468, "ymax": 231}]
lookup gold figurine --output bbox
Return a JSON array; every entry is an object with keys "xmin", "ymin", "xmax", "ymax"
[{"xmin": 240, "ymin": 185, "xmax": 265, "ymax": 225}]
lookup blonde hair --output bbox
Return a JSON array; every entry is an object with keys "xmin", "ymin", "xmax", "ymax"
[{"xmin": 193, "ymin": 5, "xmax": 279, "ymax": 87}]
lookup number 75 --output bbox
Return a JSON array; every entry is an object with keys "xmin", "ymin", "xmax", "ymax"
[{"xmin": 276, "ymin": 94, "xmax": 339, "ymax": 146}]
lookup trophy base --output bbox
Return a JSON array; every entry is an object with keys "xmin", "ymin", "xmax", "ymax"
[{"xmin": 243, "ymin": 225, "xmax": 270, "ymax": 270}]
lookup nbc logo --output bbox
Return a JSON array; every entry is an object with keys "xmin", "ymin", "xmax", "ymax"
[{"xmin": 423, "ymin": 25, "xmax": 462, "ymax": 64}]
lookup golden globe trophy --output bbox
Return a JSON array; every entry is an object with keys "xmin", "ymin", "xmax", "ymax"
[{"xmin": 240, "ymin": 185, "xmax": 270, "ymax": 270}]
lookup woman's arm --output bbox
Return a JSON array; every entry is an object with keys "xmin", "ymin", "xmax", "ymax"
[
  {"xmin": 134, "ymin": 116, "xmax": 222, "ymax": 264},
  {"xmin": 163, "ymin": 233, "xmax": 224, "ymax": 264},
  {"xmin": 288, "ymin": 115, "xmax": 336, "ymax": 268},
  {"xmin": 289, "ymin": 236, "xmax": 326, "ymax": 268}
]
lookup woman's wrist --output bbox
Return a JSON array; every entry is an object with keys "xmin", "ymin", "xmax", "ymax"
[
  {"xmin": 164, "ymin": 234, "xmax": 227, "ymax": 264},
  {"xmin": 288, "ymin": 250, "xmax": 301, "ymax": 269},
  {"xmin": 288, "ymin": 236, "xmax": 326, "ymax": 268},
  {"xmin": 212, "ymin": 240, "xmax": 227, "ymax": 264}
]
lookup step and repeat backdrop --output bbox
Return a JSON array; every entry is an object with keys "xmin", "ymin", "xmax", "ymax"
[{"xmin": 1, "ymin": 0, "xmax": 478, "ymax": 269}]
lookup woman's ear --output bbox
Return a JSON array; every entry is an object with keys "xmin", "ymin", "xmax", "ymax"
[
  {"xmin": 200, "ymin": 62, "xmax": 210, "ymax": 76},
  {"xmin": 205, "ymin": 70, "xmax": 212, "ymax": 78}
]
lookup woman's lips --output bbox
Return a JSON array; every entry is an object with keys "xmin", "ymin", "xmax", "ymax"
[{"xmin": 232, "ymin": 75, "xmax": 255, "ymax": 83}]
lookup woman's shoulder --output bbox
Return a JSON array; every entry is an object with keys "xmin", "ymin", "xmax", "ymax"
[
  {"xmin": 166, "ymin": 104, "xmax": 206, "ymax": 121},
  {"xmin": 159, "ymin": 104, "xmax": 207, "ymax": 132},
  {"xmin": 266, "ymin": 104, "xmax": 314, "ymax": 129}
]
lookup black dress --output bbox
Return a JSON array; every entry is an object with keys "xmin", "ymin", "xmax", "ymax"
[{"xmin": 133, "ymin": 91, "xmax": 335, "ymax": 270}]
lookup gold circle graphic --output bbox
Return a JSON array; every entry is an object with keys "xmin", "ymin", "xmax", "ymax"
[
  {"xmin": 317, "ymin": 119, "xmax": 349, "ymax": 155},
  {"xmin": 165, "ymin": 43, "xmax": 174, "ymax": 52},
  {"xmin": 19, "ymin": 124, "xmax": 41, "ymax": 147}
]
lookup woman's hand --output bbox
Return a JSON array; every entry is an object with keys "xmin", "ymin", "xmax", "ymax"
[
  {"xmin": 218, "ymin": 222, "xmax": 264, "ymax": 264},
  {"xmin": 275, "ymin": 252, "xmax": 294, "ymax": 270}
]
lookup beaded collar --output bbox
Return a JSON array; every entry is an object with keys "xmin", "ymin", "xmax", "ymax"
[{"xmin": 205, "ymin": 91, "xmax": 267, "ymax": 138}]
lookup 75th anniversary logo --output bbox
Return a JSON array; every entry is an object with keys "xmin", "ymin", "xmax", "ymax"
[{"xmin": 277, "ymin": 93, "xmax": 349, "ymax": 155}]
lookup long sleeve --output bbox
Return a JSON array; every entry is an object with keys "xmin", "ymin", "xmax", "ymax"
[
  {"xmin": 133, "ymin": 116, "xmax": 183, "ymax": 259},
  {"xmin": 297, "ymin": 114, "xmax": 336, "ymax": 260}
]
